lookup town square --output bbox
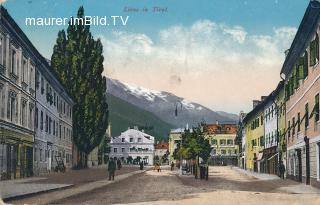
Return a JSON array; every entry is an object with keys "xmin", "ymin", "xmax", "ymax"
[{"xmin": 1, "ymin": 0, "xmax": 320, "ymax": 205}]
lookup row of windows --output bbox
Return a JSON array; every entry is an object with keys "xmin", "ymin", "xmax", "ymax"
[
  {"xmin": 0, "ymin": 86, "xmax": 34, "ymax": 129},
  {"xmin": 286, "ymin": 34, "xmax": 319, "ymax": 100},
  {"xmin": 250, "ymin": 136, "xmax": 264, "ymax": 149},
  {"xmin": 0, "ymin": 35, "xmax": 35, "ymax": 89},
  {"xmin": 211, "ymin": 139, "xmax": 234, "ymax": 145},
  {"xmin": 36, "ymin": 72, "xmax": 72, "ymax": 119},
  {"xmin": 35, "ymin": 107, "xmax": 72, "ymax": 141},
  {"xmin": 113, "ymin": 147, "xmax": 150, "ymax": 153},
  {"xmin": 250, "ymin": 115, "xmax": 263, "ymax": 130},
  {"xmin": 287, "ymin": 94, "xmax": 319, "ymax": 139},
  {"xmin": 211, "ymin": 149, "xmax": 237, "ymax": 155},
  {"xmin": 34, "ymin": 148, "xmax": 71, "ymax": 163},
  {"xmin": 121, "ymin": 137, "xmax": 142, "ymax": 143}
]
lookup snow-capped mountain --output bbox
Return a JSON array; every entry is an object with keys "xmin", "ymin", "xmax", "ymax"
[{"xmin": 107, "ymin": 78, "xmax": 238, "ymax": 128}]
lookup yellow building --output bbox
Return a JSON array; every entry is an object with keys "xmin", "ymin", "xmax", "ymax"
[
  {"xmin": 205, "ymin": 123, "xmax": 239, "ymax": 165},
  {"xmin": 244, "ymin": 103, "xmax": 265, "ymax": 172},
  {"xmin": 168, "ymin": 128, "xmax": 184, "ymax": 163}
]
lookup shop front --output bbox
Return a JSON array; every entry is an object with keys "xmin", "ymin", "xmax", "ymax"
[{"xmin": 0, "ymin": 127, "xmax": 34, "ymax": 180}]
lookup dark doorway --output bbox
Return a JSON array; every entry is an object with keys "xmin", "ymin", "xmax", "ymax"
[
  {"xmin": 305, "ymin": 137, "xmax": 310, "ymax": 185},
  {"xmin": 297, "ymin": 149, "xmax": 302, "ymax": 182}
]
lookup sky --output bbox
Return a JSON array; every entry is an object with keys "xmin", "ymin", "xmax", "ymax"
[{"xmin": 2, "ymin": 0, "xmax": 311, "ymax": 114}]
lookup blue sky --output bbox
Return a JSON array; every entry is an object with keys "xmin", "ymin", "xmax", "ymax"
[
  {"xmin": 2, "ymin": 0, "xmax": 311, "ymax": 113},
  {"xmin": 4, "ymin": 0, "xmax": 308, "ymax": 57}
]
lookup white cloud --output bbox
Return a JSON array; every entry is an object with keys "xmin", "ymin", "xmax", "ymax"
[{"xmin": 100, "ymin": 20, "xmax": 297, "ymax": 113}]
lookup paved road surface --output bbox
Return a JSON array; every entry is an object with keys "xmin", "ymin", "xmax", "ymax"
[{"xmin": 9, "ymin": 166, "xmax": 320, "ymax": 205}]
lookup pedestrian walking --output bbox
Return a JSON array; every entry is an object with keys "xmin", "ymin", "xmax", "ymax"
[
  {"xmin": 279, "ymin": 161, "xmax": 285, "ymax": 180},
  {"xmin": 117, "ymin": 159, "xmax": 122, "ymax": 170},
  {"xmin": 171, "ymin": 162, "xmax": 175, "ymax": 171},
  {"xmin": 139, "ymin": 161, "xmax": 144, "ymax": 170},
  {"xmin": 108, "ymin": 158, "xmax": 116, "ymax": 181}
]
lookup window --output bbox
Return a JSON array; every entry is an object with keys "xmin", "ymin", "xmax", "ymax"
[
  {"xmin": 220, "ymin": 139, "xmax": 226, "ymax": 145},
  {"xmin": 21, "ymin": 100, "xmax": 27, "ymax": 126},
  {"xmin": 310, "ymin": 34, "xmax": 319, "ymax": 66},
  {"xmin": 130, "ymin": 138, "xmax": 133, "ymax": 142},
  {"xmin": 114, "ymin": 148, "xmax": 117, "ymax": 153},
  {"xmin": 45, "ymin": 114, "xmax": 48, "ymax": 133},
  {"xmin": 40, "ymin": 111, "xmax": 43, "ymax": 131},
  {"xmin": 227, "ymin": 139, "xmax": 233, "ymax": 145},
  {"xmin": 59, "ymin": 124, "xmax": 62, "ymax": 139},
  {"xmin": 122, "ymin": 148, "xmax": 125, "ymax": 152},
  {"xmin": 64, "ymin": 102, "xmax": 66, "ymax": 114},
  {"xmin": 7, "ymin": 91, "xmax": 17, "ymax": 122},
  {"xmin": 122, "ymin": 138, "xmax": 125, "ymax": 142},
  {"xmin": 297, "ymin": 112, "xmax": 301, "ymax": 132},
  {"xmin": 0, "ymin": 84, "xmax": 5, "ymax": 118},
  {"xmin": 64, "ymin": 127, "xmax": 66, "ymax": 139},
  {"xmin": 22, "ymin": 58, "xmax": 28, "ymax": 83},
  {"xmin": 11, "ymin": 48, "xmax": 18, "ymax": 75},
  {"xmin": 54, "ymin": 92, "xmax": 56, "ymax": 106},
  {"xmin": 211, "ymin": 139, "xmax": 217, "ymax": 145},
  {"xmin": 29, "ymin": 64, "xmax": 34, "ymax": 88},
  {"xmin": 0, "ymin": 35, "xmax": 3, "ymax": 65},
  {"xmin": 41, "ymin": 77, "xmax": 44, "ymax": 94},
  {"xmin": 138, "ymin": 138, "xmax": 142, "ymax": 143},
  {"xmin": 260, "ymin": 116, "xmax": 263, "ymax": 125},
  {"xmin": 40, "ymin": 149, "xmax": 43, "ymax": 162},
  {"xmin": 315, "ymin": 94, "xmax": 319, "ymax": 122},
  {"xmin": 28, "ymin": 104, "xmax": 34, "ymax": 129},
  {"xmin": 305, "ymin": 103, "xmax": 309, "ymax": 128},
  {"xmin": 292, "ymin": 117, "xmax": 295, "ymax": 136},
  {"xmin": 299, "ymin": 51, "xmax": 308, "ymax": 79},
  {"xmin": 288, "ymin": 121, "xmax": 291, "ymax": 138},
  {"xmin": 49, "ymin": 117, "xmax": 52, "ymax": 134},
  {"xmin": 260, "ymin": 136, "xmax": 264, "ymax": 147},
  {"xmin": 53, "ymin": 120, "xmax": 55, "ymax": 136}
]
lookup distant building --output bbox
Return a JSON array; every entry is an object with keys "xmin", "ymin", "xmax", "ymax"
[
  {"xmin": 168, "ymin": 128, "xmax": 184, "ymax": 164},
  {"xmin": 205, "ymin": 123, "xmax": 239, "ymax": 166},
  {"xmin": 109, "ymin": 127, "xmax": 155, "ymax": 165},
  {"xmin": 154, "ymin": 142, "xmax": 169, "ymax": 163}
]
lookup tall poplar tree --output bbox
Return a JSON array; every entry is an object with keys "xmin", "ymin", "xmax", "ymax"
[{"xmin": 51, "ymin": 6, "xmax": 109, "ymax": 167}]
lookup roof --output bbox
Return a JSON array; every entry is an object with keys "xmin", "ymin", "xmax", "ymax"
[
  {"xmin": 0, "ymin": 6, "xmax": 74, "ymax": 105},
  {"xmin": 205, "ymin": 124, "xmax": 237, "ymax": 135},
  {"xmin": 170, "ymin": 128, "xmax": 185, "ymax": 134},
  {"xmin": 280, "ymin": 0, "xmax": 320, "ymax": 76},
  {"xmin": 155, "ymin": 142, "xmax": 169, "ymax": 150}
]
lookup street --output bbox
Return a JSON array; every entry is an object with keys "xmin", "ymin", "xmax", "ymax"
[{"xmin": 9, "ymin": 166, "xmax": 319, "ymax": 205}]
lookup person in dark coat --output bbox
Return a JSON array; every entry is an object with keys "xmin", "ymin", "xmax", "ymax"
[
  {"xmin": 108, "ymin": 158, "xmax": 116, "ymax": 181},
  {"xmin": 279, "ymin": 161, "xmax": 285, "ymax": 180},
  {"xmin": 171, "ymin": 162, "xmax": 175, "ymax": 171},
  {"xmin": 117, "ymin": 159, "xmax": 122, "ymax": 170},
  {"xmin": 139, "ymin": 161, "xmax": 144, "ymax": 170}
]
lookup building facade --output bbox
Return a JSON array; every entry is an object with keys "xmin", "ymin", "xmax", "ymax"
[
  {"xmin": 154, "ymin": 142, "xmax": 169, "ymax": 164},
  {"xmin": 281, "ymin": 0, "xmax": 320, "ymax": 188},
  {"xmin": 34, "ymin": 61, "xmax": 74, "ymax": 174},
  {"xmin": 168, "ymin": 128, "xmax": 184, "ymax": 164},
  {"xmin": 205, "ymin": 123, "xmax": 239, "ymax": 166},
  {"xmin": 109, "ymin": 128, "xmax": 155, "ymax": 165},
  {"xmin": 0, "ymin": 6, "xmax": 36, "ymax": 179},
  {"xmin": 244, "ymin": 101, "xmax": 265, "ymax": 172}
]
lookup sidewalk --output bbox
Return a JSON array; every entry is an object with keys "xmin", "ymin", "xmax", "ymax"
[
  {"xmin": 2, "ymin": 166, "xmax": 148, "ymax": 203},
  {"xmin": 232, "ymin": 166, "xmax": 320, "ymax": 194}
]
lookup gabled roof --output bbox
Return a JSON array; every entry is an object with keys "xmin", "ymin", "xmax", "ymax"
[
  {"xmin": 280, "ymin": 0, "xmax": 320, "ymax": 76},
  {"xmin": 205, "ymin": 124, "xmax": 237, "ymax": 135}
]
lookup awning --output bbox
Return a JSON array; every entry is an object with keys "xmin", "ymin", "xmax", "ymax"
[
  {"xmin": 267, "ymin": 153, "xmax": 279, "ymax": 161},
  {"xmin": 256, "ymin": 152, "xmax": 263, "ymax": 161}
]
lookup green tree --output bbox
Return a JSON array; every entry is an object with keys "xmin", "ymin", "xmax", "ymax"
[{"xmin": 51, "ymin": 6, "xmax": 108, "ymax": 168}]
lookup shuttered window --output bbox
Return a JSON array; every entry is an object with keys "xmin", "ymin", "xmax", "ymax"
[{"xmin": 310, "ymin": 34, "xmax": 319, "ymax": 66}]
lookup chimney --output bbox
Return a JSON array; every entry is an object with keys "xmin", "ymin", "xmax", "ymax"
[
  {"xmin": 216, "ymin": 120, "xmax": 219, "ymax": 125},
  {"xmin": 134, "ymin": 126, "xmax": 138, "ymax": 130}
]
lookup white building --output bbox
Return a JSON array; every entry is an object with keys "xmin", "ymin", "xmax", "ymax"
[
  {"xmin": 34, "ymin": 60, "xmax": 74, "ymax": 174},
  {"xmin": 109, "ymin": 128, "xmax": 155, "ymax": 165},
  {"xmin": 262, "ymin": 95, "xmax": 278, "ymax": 174},
  {"xmin": 0, "ymin": 6, "xmax": 36, "ymax": 179}
]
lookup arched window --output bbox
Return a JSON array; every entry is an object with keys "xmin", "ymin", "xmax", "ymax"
[{"xmin": 310, "ymin": 33, "xmax": 319, "ymax": 66}]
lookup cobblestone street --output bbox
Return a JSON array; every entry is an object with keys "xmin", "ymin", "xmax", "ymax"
[{"xmin": 10, "ymin": 166, "xmax": 317, "ymax": 205}]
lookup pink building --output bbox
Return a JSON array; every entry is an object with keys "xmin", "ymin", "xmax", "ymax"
[{"xmin": 281, "ymin": 0, "xmax": 320, "ymax": 188}]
